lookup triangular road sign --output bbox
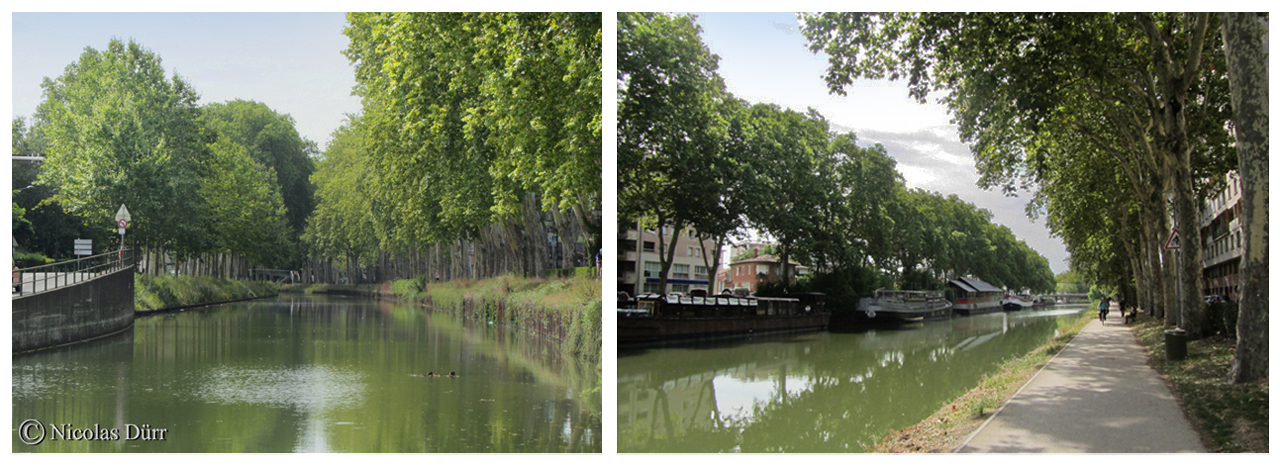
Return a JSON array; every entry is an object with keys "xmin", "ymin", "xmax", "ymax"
[
  {"xmin": 1165, "ymin": 228, "xmax": 1181, "ymax": 250},
  {"xmin": 115, "ymin": 204, "xmax": 131, "ymax": 223}
]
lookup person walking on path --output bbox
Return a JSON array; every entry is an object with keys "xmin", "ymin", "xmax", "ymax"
[
  {"xmin": 1098, "ymin": 297, "xmax": 1110, "ymax": 322},
  {"xmin": 957, "ymin": 318, "xmax": 1205, "ymax": 453}
]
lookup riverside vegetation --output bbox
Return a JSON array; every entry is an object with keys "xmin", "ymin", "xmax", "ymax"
[
  {"xmin": 1131, "ymin": 312, "xmax": 1268, "ymax": 452},
  {"xmin": 287, "ymin": 273, "xmax": 602, "ymax": 364},
  {"xmin": 134, "ymin": 274, "xmax": 278, "ymax": 311}
]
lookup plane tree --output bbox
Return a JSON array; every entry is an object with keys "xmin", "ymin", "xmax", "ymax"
[
  {"xmin": 344, "ymin": 12, "xmax": 601, "ymax": 279},
  {"xmin": 34, "ymin": 39, "xmax": 217, "ymax": 261},
  {"xmin": 202, "ymin": 99, "xmax": 317, "ymax": 250},
  {"xmin": 618, "ymin": 12, "xmax": 731, "ymax": 295},
  {"xmin": 1219, "ymin": 12, "xmax": 1267, "ymax": 384},
  {"xmin": 801, "ymin": 12, "xmax": 1237, "ymax": 338}
]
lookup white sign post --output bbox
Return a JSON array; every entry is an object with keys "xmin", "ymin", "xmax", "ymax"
[
  {"xmin": 114, "ymin": 204, "xmax": 130, "ymax": 263},
  {"xmin": 73, "ymin": 239, "xmax": 92, "ymax": 257}
]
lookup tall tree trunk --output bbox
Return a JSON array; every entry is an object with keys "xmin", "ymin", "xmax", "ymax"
[{"xmin": 1222, "ymin": 12, "xmax": 1268, "ymax": 383}]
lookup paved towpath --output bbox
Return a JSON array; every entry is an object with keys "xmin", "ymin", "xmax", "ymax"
[{"xmin": 957, "ymin": 314, "xmax": 1205, "ymax": 453}]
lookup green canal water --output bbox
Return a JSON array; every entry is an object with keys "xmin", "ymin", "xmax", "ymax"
[
  {"xmin": 13, "ymin": 294, "xmax": 601, "ymax": 452},
  {"xmin": 617, "ymin": 306, "xmax": 1088, "ymax": 452}
]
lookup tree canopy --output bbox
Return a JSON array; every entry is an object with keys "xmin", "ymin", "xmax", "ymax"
[
  {"xmin": 619, "ymin": 13, "xmax": 1057, "ymax": 301},
  {"xmin": 802, "ymin": 13, "xmax": 1239, "ymax": 336},
  {"xmin": 343, "ymin": 12, "xmax": 601, "ymax": 250},
  {"xmin": 35, "ymin": 39, "xmax": 216, "ymax": 257}
]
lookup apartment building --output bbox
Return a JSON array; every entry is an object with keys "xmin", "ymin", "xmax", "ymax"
[
  {"xmin": 617, "ymin": 221, "xmax": 718, "ymax": 297},
  {"xmin": 1200, "ymin": 171, "xmax": 1244, "ymax": 300}
]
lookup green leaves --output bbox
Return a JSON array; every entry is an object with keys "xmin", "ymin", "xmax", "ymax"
[
  {"xmin": 344, "ymin": 13, "xmax": 600, "ymax": 246},
  {"xmin": 36, "ymin": 38, "xmax": 214, "ymax": 257}
]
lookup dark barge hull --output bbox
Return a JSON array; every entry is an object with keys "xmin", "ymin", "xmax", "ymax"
[{"xmin": 618, "ymin": 313, "xmax": 830, "ymax": 346}]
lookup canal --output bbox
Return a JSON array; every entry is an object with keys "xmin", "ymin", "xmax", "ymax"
[
  {"xmin": 617, "ymin": 306, "xmax": 1088, "ymax": 452},
  {"xmin": 13, "ymin": 294, "xmax": 601, "ymax": 452}
]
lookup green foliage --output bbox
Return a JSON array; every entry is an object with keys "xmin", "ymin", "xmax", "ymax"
[
  {"xmin": 802, "ymin": 12, "xmax": 1236, "ymax": 336},
  {"xmin": 36, "ymin": 39, "xmax": 216, "ymax": 258},
  {"xmin": 398, "ymin": 274, "xmax": 602, "ymax": 361},
  {"xmin": 304, "ymin": 115, "xmax": 381, "ymax": 262},
  {"xmin": 201, "ymin": 137, "xmax": 293, "ymax": 266},
  {"xmin": 134, "ymin": 273, "xmax": 278, "ymax": 311},
  {"xmin": 13, "ymin": 118, "xmax": 113, "ymax": 259},
  {"xmin": 618, "ymin": 12, "xmax": 735, "ymax": 292},
  {"xmin": 201, "ymin": 99, "xmax": 316, "ymax": 251},
  {"xmin": 801, "ymin": 264, "xmax": 888, "ymax": 312},
  {"xmin": 14, "ymin": 252, "xmax": 54, "ymax": 268},
  {"xmin": 343, "ymin": 13, "xmax": 601, "ymax": 246},
  {"xmin": 617, "ymin": 13, "xmax": 1057, "ymax": 296}
]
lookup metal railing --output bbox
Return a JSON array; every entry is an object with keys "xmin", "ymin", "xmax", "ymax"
[{"xmin": 13, "ymin": 249, "xmax": 133, "ymax": 297}]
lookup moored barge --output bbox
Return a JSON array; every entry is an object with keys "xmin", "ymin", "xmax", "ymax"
[
  {"xmin": 947, "ymin": 277, "xmax": 1004, "ymax": 316},
  {"xmin": 855, "ymin": 288, "xmax": 953, "ymax": 324},
  {"xmin": 618, "ymin": 291, "xmax": 828, "ymax": 346}
]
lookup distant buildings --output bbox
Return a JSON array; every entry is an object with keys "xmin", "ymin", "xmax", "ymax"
[{"xmin": 718, "ymin": 242, "xmax": 807, "ymax": 295}]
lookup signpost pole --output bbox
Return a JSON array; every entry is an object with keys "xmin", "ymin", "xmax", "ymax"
[{"xmin": 114, "ymin": 204, "xmax": 131, "ymax": 267}]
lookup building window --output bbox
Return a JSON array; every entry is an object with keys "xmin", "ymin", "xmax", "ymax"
[
  {"xmin": 695, "ymin": 265, "xmax": 708, "ymax": 280},
  {"xmin": 671, "ymin": 284, "xmax": 690, "ymax": 294},
  {"xmin": 642, "ymin": 241, "xmax": 655, "ymax": 253},
  {"xmin": 673, "ymin": 264, "xmax": 689, "ymax": 279},
  {"xmin": 644, "ymin": 261, "xmax": 662, "ymax": 278},
  {"xmin": 643, "ymin": 282, "xmax": 661, "ymax": 294}
]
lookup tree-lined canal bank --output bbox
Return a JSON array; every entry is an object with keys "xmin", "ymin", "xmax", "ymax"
[
  {"xmin": 286, "ymin": 274, "xmax": 603, "ymax": 363},
  {"xmin": 617, "ymin": 306, "xmax": 1088, "ymax": 452},
  {"xmin": 14, "ymin": 294, "xmax": 601, "ymax": 452}
]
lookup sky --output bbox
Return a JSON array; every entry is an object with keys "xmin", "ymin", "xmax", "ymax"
[
  {"xmin": 10, "ymin": 12, "xmax": 361, "ymax": 150},
  {"xmin": 692, "ymin": 12, "xmax": 1072, "ymax": 275},
  {"xmin": 6, "ymin": 11, "xmax": 1069, "ymax": 275}
]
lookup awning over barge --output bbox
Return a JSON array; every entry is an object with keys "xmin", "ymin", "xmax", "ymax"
[{"xmin": 947, "ymin": 277, "xmax": 1003, "ymax": 293}]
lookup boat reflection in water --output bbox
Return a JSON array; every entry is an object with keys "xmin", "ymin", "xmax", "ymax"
[{"xmin": 617, "ymin": 307, "xmax": 1087, "ymax": 452}]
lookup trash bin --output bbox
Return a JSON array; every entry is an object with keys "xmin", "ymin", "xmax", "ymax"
[{"xmin": 1165, "ymin": 329, "xmax": 1187, "ymax": 361}]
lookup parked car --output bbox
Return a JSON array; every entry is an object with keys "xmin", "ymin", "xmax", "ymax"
[{"xmin": 1204, "ymin": 295, "xmax": 1228, "ymax": 304}]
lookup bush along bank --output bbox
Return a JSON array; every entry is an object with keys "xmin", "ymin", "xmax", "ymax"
[
  {"xmin": 874, "ymin": 312, "xmax": 1095, "ymax": 452},
  {"xmin": 135, "ymin": 274, "xmax": 278, "ymax": 313},
  {"xmin": 1130, "ymin": 311, "xmax": 1267, "ymax": 452},
  {"xmin": 391, "ymin": 275, "xmax": 602, "ymax": 364}
]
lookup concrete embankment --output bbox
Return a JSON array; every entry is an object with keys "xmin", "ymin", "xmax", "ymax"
[{"xmin": 13, "ymin": 266, "xmax": 136, "ymax": 353}]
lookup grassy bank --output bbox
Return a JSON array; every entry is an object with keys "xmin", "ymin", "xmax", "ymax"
[
  {"xmin": 393, "ymin": 275, "xmax": 602, "ymax": 363},
  {"xmin": 874, "ymin": 311, "xmax": 1094, "ymax": 452},
  {"xmin": 1130, "ymin": 315, "xmax": 1268, "ymax": 452},
  {"xmin": 284, "ymin": 275, "xmax": 602, "ymax": 364},
  {"xmin": 135, "ymin": 274, "xmax": 278, "ymax": 311}
]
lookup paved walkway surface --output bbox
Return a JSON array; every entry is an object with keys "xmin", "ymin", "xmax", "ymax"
[{"xmin": 958, "ymin": 315, "xmax": 1205, "ymax": 453}]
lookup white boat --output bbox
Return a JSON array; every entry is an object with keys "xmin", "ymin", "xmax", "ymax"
[
  {"xmin": 1001, "ymin": 294, "xmax": 1035, "ymax": 311},
  {"xmin": 856, "ymin": 289, "xmax": 953, "ymax": 323}
]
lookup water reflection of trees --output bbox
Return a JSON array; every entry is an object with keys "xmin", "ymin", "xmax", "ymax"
[
  {"xmin": 13, "ymin": 295, "xmax": 599, "ymax": 452},
  {"xmin": 618, "ymin": 310, "xmax": 1082, "ymax": 452}
]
